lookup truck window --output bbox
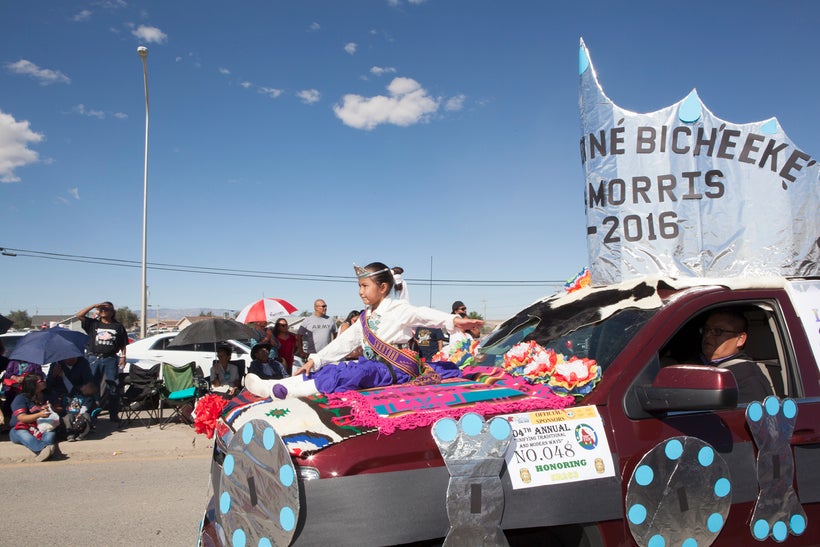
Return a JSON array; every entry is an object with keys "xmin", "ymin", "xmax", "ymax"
[{"xmin": 657, "ymin": 301, "xmax": 789, "ymax": 399}]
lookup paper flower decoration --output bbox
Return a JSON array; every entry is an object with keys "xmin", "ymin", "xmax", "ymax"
[
  {"xmin": 502, "ymin": 340, "xmax": 600, "ymax": 397},
  {"xmin": 564, "ymin": 267, "xmax": 591, "ymax": 294},
  {"xmin": 193, "ymin": 393, "xmax": 230, "ymax": 439},
  {"xmin": 432, "ymin": 337, "xmax": 480, "ymax": 368}
]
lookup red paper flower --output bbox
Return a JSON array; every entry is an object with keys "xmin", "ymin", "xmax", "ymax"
[{"xmin": 194, "ymin": 394, "xmax": 229, "ymax": 439}]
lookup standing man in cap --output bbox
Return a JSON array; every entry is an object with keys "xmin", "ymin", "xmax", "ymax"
[{"xmin": 76, "ymin": 301, "xmax": 128, "ymax": 423}]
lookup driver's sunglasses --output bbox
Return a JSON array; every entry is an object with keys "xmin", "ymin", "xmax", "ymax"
[{"xmin": 699, "ymin": 327, "xmax": 741, "ymax": 337}]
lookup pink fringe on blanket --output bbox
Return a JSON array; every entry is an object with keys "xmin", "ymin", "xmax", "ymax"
[{"xmin": 325, "ymin": 366, "xmax": 575, "ymax": 435}]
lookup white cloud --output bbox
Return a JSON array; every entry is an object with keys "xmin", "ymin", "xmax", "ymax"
[
  {"xmin": 132, "ymin": 25, "xmax": 168, "ymax": 44},
  {"xmin": 240, "ymin": 81, "xmax": 252, "ymax": 89},
  {"xmin": 297, "ymin": 89, "xmax": 321, "ymax": 104},
  {"xmin": 69, "ymin": 187, "xmax": 80, "ymax": 200},
  {"xmin": 0, "ymin": 110, "xmax": 43, "ymax": 183},
  {"xmin": 113, "ymin": 112, "xmax": 128, "ymax": 119},
  {"xmin": 370, "ymin": 66, "xmax": 397, "ymax": 76},
  {"xmin": 444, "ymin": 94, "xmax": 466, "ymax": 111},
  {"xmin": 258, "ymin": 86, "xmax": 283, "ymax": 99},
  {"xmin": 72, "ymin": 10, "xmax": 92, "ymax": 22},
  {"xmin": 309, "ymin": 22, "xmax": 321, "ymax": 31},
  {"xmin": 344, "ymin": 42, "xmax": 357, "ymax": 55},
  {"xmin": 6, "ymin": 59, "xmax": 70, "ymax": 85},
  {"xmin": 218, "ymin": 67, "xmax": 231, "ymax": 75},
  {"xmin": 333, "ymin": 77, "xmax": 440, "ymax": 131},
  {"xmin": 72, "ymin": 104, "xmax": 106, "ymax": 119}
]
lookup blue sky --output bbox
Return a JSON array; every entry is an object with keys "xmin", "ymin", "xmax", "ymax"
[{"xmin": 2, "ymin": 0, "xmax": 818, "ymax": 321}]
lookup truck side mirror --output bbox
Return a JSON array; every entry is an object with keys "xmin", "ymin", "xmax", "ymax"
[{"xmin": 636, "ymin": 365, "xmax": 739, "ymax": 412}]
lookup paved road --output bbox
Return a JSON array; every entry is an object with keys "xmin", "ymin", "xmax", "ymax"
[{"xmin": 0, "ymin": 415, "xmax": 214, "ymax": 546}]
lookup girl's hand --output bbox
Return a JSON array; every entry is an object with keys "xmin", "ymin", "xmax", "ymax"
[{"xmin": 293, "ymin": 359, "xmax": 315, "ymax": 377}]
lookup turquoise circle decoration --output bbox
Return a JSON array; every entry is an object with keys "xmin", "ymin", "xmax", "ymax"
[
  {"xmin": 635, "ymin": 465, "xmax": 654, "ymax": 486},
  {"xmin": 782, "ymin": 399, "xmax": 797, "ymax": 420},
  {"xmin": 433, "ymin": 418, "xmax": 458, "ymax": 443},
  {"xmin": 223, "ymin": 454, "xmax": 235, "ymax": 476},
  {"xmin": 772, "ymin": 520, "xmax": 788, "ymax": 542},
  {"xmin": 217, "ymin": 419, "xmax": 300, "ymax": 547},
  {"xmin": 628, "ymin": 503, "xmax": 647, "ymax": 525},
  {"xmin": 790, "ymin": 514, "xmax": 806, "ymax": 535},
  {"xmin": 698, "ymin": 446, "xmax": 714, "ymax": 467},
  {"xmin": 626, "ymin": 436, "xmax": 731, "ymax": 546},
  {"xmin": 764, "ymin": 396, "xmax": 780, "ymax": 416},
  {"xmin": 664, "ymin": 439, "xmax": 683, "ymax": 460},
  {"xmin": 263, "ymin": 427, "xmax": 276, "ymax": 450},
  {"xmin": 579, "ymin": 46, "xmax": 590, "ymax": 76},
  {"xmin": 753, "ymin": 519, "xmax": 770, "ymax": 540},
  {"xmin": 748, "ymin": 401, "xmax": 764, "ymax": 422},
  {"xmin": 460, "ymin": 412, "xmax": 483, "ymax": 436},
  {"xmin": 488, "ymin": 417, "xmax": 512, "ymax": 441}
]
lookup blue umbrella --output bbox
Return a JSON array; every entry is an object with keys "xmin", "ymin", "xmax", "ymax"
[{"xmin": 8, "ymin": 327, "xmax": 89, "ymax": 365}]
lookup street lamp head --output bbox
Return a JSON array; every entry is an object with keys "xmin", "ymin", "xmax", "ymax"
[{"xmin": 137, "ymin": 46, "xmax": 148, "ymax": 58}]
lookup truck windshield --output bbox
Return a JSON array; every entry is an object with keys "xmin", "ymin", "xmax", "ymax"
[{"xmin": 477, "ymin": 292, "xmax": 658, "ymax": 374}]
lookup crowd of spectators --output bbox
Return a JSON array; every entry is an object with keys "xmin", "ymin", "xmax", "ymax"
[{"xmin": 1, "ymin": 280, "xmax": 482, "ymax": 461}]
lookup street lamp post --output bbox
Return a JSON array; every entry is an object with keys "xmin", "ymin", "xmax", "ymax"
[{"xmin": 137, "ymin": 46, "xmax": 149, "ymax": 339}]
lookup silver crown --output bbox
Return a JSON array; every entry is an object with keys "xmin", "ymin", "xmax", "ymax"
[{"xmin": 353, "ymin": 263, "xmax": 390, "ymax": 279}]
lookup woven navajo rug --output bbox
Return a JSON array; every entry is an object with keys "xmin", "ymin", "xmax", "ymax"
[
  {"xmin": 218, "ymin": 391, "xmax": 375, "ymax": 457},
  {"xmin": 323, "ymin": 366, "xmax": 575, "ymax": 435}
]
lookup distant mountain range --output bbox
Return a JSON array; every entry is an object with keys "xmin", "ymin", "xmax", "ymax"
[
  {"xmin": 138, "ymin": 308, "xmax": 312, "ymax": 321},
  {"xmin": 137, "ymin": 308, "xmax": 245, "ymax": 321}
]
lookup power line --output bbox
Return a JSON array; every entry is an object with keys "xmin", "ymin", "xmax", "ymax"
[{"xmin": 1, "ymin": 246, "xmax": 568, "ymax": 287}]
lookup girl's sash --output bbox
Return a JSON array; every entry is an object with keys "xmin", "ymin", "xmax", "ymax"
[{"xmin": 359, "ymin": 311, "xmax": 421, "ymax": 378}]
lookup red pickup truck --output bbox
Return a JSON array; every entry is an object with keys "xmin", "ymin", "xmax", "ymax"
[{"xmin": 198, "ymin": 276, "xmax": 820, "ymax": 546}]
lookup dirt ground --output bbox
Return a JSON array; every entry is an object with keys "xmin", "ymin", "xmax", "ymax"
[{"xmin": 0, "ymin": 411, "xmax": 213, "ymax": 464}]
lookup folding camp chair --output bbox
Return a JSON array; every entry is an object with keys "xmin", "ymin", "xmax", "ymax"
[
  {"xmin": 159, "ymin": 361, "xmax": 205, "ymax": 429},
  {"xmin": 120, "ymin": 363, "xmax": 161, "ymax": 427}
]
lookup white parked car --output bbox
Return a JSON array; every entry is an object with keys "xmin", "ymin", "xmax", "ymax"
[{"xmin": 126, "ymin": 332, "xmax": 252, "ymax": 379}]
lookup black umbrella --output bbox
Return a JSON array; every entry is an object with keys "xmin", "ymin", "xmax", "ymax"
[
  {"xmin": 168, "ymin": 318, "xmax": 259, "ymax": 347},
  {"xmin": 0, "ymin": 314, "xmax": 12, "ymax": 334}
]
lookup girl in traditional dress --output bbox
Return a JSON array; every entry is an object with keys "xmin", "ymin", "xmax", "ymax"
[{"xmin": 245, "ymin": 262, "xmax": 483, "ymax": 399}]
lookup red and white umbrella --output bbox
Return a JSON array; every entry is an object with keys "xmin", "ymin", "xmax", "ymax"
[{"xmin": 235, "ymin": 298, "xmax": 298, "ymax": 324}]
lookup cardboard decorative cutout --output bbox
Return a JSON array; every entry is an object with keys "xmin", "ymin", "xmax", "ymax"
[
  {"xmin": 625, "ymin": 436, "xmax": 732, "ymax": 547},
  {"xmin": 432, "ymin": 413, "xmax": 512, "ymax": 546},
  {"xmin": 216, "ymin": 420, "xmax": 300, "ymax": 547},
  {"xmin": 578, "ymin": 39, "xmax": 819, "ymax": 285},
  {"xmin": 746, "ymin": 397, "xmax": 807, "ymax": 541}
]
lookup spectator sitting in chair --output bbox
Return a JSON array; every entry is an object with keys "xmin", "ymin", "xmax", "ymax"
[
  {"xmin": 247, "ymin": 343, "xmax": 288, "ymax": 381},
  {"xmin": 700, "ymin": 309, "xmax": 775, "ymax": 404},
  {"xmin": 211, "ymin": 345, "xmax": 241, "ymax": 397},
  {"xmin": 46, "ymin": 356, "xmax": 98, "ymax": 441}
]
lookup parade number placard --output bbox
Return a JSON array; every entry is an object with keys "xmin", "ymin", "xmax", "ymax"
[{"xmin": 503, "ymin": 405, "xmax": 615, "ymax": 490}]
